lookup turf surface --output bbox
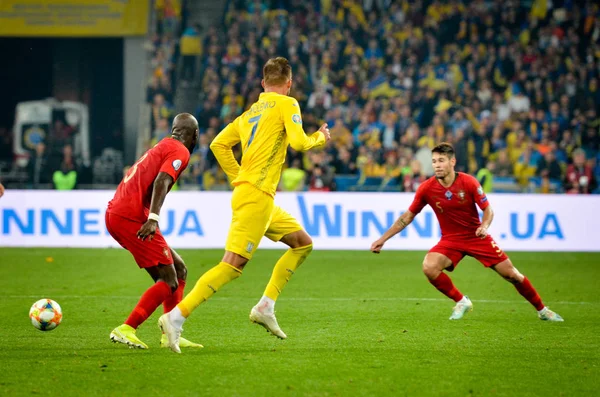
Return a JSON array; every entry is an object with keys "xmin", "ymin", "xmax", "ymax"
[{"xmin": 1, "ymin": 248, "xmax": 598, "ymax": 396}]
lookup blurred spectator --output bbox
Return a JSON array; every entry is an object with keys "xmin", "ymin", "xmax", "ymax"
[
  {"xmin": 415, "ymin": 140, "xmax": 434, "ymax": 177},
  {"xmin": 380, "ymin": 152, "xmax": 402, "ymax": 188},
  {"xmin": 53, "ymin": 163, "xmax": 77, "ymax": 191},
  {"xmin": 403, "ymin": 159, "xmax": 427, "ymax": 193},
  {"xmin": 47, "ymin": 119, "xmax": 74, "ymax": 156},
  {"xmin": 27, "ymin": 143, "xmax": 51, "ymax": 188},
  {"xmin": 330, "ymin": 119, "xmax": 353, "ymax": 149},
  {"xmin": 494, "ymin": 149, "xmax": 514, "ymax": 177},
  {"xmin": 331, "ymin": 146, "xmax": 357, "ymax": 175},
  {"xmin": 307, "ymin": 84, "xmax": 332, "ymax": 120},
  {"xmin": 156, "ymin": 0, "xmax": 181, "ymax": 36},
  {"xmin": 359, "ymin": 150, "xmax": 382, "ymax": 176},
  {"xmin": 146, "ymin": 76, "xmax": 171, "ymax": 104},
  {"xmin": 308, "ymin": 165, "xmax": 335, "ymax": 192},
  {"xmin": 151, "ymin": 94, "xmax": 172, "ymax": 131},
  {"xmin": 180, "ymin": 24, "xmax": 202, "ymax": 84},
  {"xmin": 477, "ymin": 161, "xmax": 494, "ymax": 193},
  {"xmin": 281, "ymin": 159, "xmax": 306, "ymax": 191},
  {"xmin": 536, "ymin": 151, "xmax": 563, "ymax": 181},
  {"xmin": 564, "ymin": 149, "xmax": 598, "ymax": 194},
  {"xmin": 514, "ymin": 143, "xmax": 540, "ymax": 186},
  {"xmin": 152, "ymin": 118, "xmax": 171, "ymax": 146}
]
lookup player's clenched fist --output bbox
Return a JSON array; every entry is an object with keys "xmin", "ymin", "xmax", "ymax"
[
  {"xmin": 370, "ymin": 239, "xmax": 384, "ymax": 254},
  {"xmin": 318, "ymin": 123, "xmax": 331, "ymax": 142}
]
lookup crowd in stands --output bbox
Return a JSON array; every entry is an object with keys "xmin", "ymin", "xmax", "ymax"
[
  {"xmin": 146, "ymin": 0, "xmax": 181, "ymax": 136},
  {"xmin": 163, "ymin": 0, "xmax": 599, "ymax": 194}
]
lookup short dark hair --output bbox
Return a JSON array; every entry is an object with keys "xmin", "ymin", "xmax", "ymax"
[
  {"xmin": 432, "ymin": 142, "xmax": 455, "ymax": 158},
  {"xmin": 263, "ymin": 57, "xmax": 292, "ymax": 86}
]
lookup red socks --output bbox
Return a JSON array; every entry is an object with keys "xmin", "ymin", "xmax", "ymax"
[
  {"xmin": 429, "ymin": 273, "xmax": 544, "ymax": 310},
  {"xmin": 163, "ymin": 279, "xmax": 186, "ymax": 313},
  {"xmin": 430, "ymin": 273, "xmax": 464, "ymax": 302},
  {"xmin": 515, "ymin": 277, "xmax": 544, "ymax": 310},
  {"xmin": 125, "ymin": 281, "xmax": 171, "ymax": 329}
]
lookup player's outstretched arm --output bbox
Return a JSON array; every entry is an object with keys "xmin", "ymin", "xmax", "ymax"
[
  {"xmin": 475, "ymin": 205, "xmax": 494, "ymax": 238},
  {"xmin": 137, "ymin": 172, "xmax": 174, "ymax": 241},
  {"xmin": 370, "ymin": 210, "xmax": 416, "ymax": 253}
]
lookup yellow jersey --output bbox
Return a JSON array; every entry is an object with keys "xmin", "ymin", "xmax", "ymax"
[{"xmin": 210, "ymin": 92, "xmax": 326, "ymax": 196}]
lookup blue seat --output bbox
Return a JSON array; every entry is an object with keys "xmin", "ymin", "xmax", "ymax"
[
  {"xmin": 334, "ymin": 175, "xmax": 359, "ymax": 192},
  {"xmin": 493, "ymin": 176, "xmax": 520, "ymax": 193},
  {"xmin": 362, "ymin": 177, "xmax": 384, "ymax": 186}
]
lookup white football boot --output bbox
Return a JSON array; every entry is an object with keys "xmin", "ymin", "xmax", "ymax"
[
  {"xmin": 538, "ymin": 307, "xmax": 564, "ymax": 322},
  {"xmin": 449, "ymin": 296, "xmax": 473, "ymax": 320},
  {"xmin": 249, "ymin": 305, "xmax": 287, "ymax": 339},
  {"xmin": 158, "ymin": 314, "xmax": 182, "ymax": 353}
]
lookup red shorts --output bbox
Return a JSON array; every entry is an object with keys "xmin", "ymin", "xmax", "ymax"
[
  {"xmin": 105, "ymin": 211, "xmax": 173, "ymax": 268},
  {"xmin": 429, "ymin": 235, "xmax": 508, "ymax": 270}
]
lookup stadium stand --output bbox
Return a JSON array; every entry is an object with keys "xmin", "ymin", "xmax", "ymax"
[
  {"xmin": 166, "ymin": 0, "xmax": 599, "ymax": 194},
  {"xmin": 6, "ymin": 0, "xmax": 599, "ymax": 195}
]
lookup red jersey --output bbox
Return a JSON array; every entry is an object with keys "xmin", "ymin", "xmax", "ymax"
[
  {"xmin": 408, "ymin": 172, "xmax": 489, "ymax": 239},
  {"xmin": 108, "ymin": 138, "xmax": 190, "ymax": 222}
]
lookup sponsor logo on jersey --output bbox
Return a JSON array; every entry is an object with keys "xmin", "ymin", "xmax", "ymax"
[
  {"xmin": 172, "ymin": 159, "xmax": 182, "ymax": 171},
  {"xmin": 292, "ymin": 114, "xmax": 302, "ymax": 124},
  {"xmin": 246, "ymin": 242, "xmax": 254, "ymax": 253}
]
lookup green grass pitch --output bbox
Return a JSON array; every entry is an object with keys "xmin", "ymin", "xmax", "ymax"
[{"xmin": 1, "ymin": 248, "xmax": 599, "ymax": 396}]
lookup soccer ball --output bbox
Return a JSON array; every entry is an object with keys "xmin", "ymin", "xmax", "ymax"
[{"xmin": 29, "ymin": 299, "xmax": 62, "ymax": 331}]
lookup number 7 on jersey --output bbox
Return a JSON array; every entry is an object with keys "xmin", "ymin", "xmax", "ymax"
[{"xmin": 247, "ymin": 115, "xmax": 262, "ymax": 149}]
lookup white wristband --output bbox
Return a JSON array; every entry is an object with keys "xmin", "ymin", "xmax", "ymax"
[{"xmin": 148, "ymin": 213, "xmax": 160, "ymax": 222}]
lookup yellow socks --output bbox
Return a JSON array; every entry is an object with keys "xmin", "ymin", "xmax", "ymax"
[
  {"xmin": 175, "ymin": 244, "xmax": 312, "ymax": 321},
  {"xmin": 264, "ymin": 244, "xmax": 312, "ymax": 301},
  {"xmin": 177, "ymin": 262, "xmax": 242, "ymax": 317}
]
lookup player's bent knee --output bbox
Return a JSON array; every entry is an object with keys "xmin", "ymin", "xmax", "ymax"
[
  {"xmin": 177, "ymin": 265, "xmax": 188, "ymax": 281},
  {"xmin": 158, "ymin": 277, "xmax": 178, "ymax": 292},
  {"xmin": 222, "ymin": 251, "xmax": 249, "ymax": 270},
  {"xmin": 299, "ymin": 233, "xmax": 313, "ymax": 248},
  {"xmin": 422, "ymin": 261, "xmax": 437, "ymax": 278},
  {"xmin": 422, "ymin": 256, "xmax": 445, "ymax": 279},
  {"xmin": 295, "ymin": 243, "xmax": 313, "ymax": 253},
  {"xmin": 281, "ymin": 230, "xmax": 312, "ymax": 249}
]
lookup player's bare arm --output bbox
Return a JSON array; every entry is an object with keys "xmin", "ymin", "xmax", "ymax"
[
  {"xmin": 371, "ymin": 210, "xmax": 417, "ymax": 253},
  {"xmin": 476, "ymin": 205, "xmax": 494, "ymax": 238},
  {"xmin": 137, "ymin": 172, "xmax": 174, "ymax": 241}
]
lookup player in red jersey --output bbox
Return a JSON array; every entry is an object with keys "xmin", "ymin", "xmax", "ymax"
[
  {"xmin": 106, "ymin": 113, "xmax": 204, "ymax": 349},
  {"xmin": 371, "ymin": 143, "xmax": 563, "ymax": 322}
]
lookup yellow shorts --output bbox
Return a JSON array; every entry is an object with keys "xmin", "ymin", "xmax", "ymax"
[{"xmin": 225, "ymin": 183, "xmax": 303, "ymax": 259}]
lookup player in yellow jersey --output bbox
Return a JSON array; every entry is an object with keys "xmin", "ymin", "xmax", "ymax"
[{"xmin": 159, "ymin": 57, "xmax": 331, "ymax": 353}]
